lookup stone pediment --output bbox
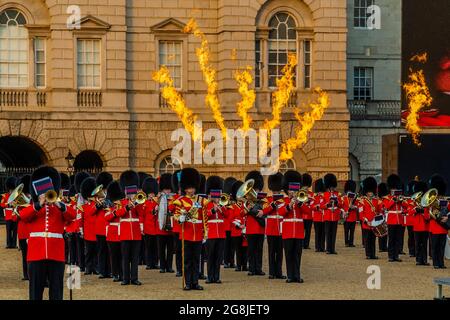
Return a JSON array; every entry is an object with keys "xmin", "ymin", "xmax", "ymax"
[
  {"xmin": 151, "ymin": 18, "xmax": 186, "ymax": 33},
  {"xmin": 75, "ymin": 15, "xmax": 111, "ymax": 32}
]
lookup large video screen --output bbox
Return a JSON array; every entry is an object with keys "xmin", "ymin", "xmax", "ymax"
[{"xmin": 402, "ymin": 0, "xmax": 450, "ymax": 126}]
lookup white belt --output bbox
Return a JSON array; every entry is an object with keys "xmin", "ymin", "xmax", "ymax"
[
  {"xmin": 208, "ymin": 219, "xmax": 224, "ymax": 223},
  {"xmin": 283, "ymin": 218, "xmax": 303, "ymax": 223},
  {"xmin": 120, "ymin": 218, "xmax": 139, "ymax": 222},
  {"xmin": 267, "ymin": 215, "xmax": 283, "ymax": 219},
  {"xmin": 188, "ymin": 219, "xmax": 203, "ymax": 224},
  {"xmin": 29, "ymin": 232, "xmax": 63, "ymax": 239},
  {"xmin": 388, "ymin": 211, "xmax": 401, "ymax": 214},
  {"xmin": 109, "ymin": 223, "xmax": 120, "ymax": 226}
]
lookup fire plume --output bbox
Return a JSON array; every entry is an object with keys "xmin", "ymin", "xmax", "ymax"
[
  {"xmin": 410, "ymin": 52, "xmax": 428, "ymax": 63},
  {"xmin": 184, "ymin": 18, "xmax": 227, "ymax": 138},
  {"xmin": 279, "ymin": 88, "xmax": 330, "ymax": 161},
  {"xmin": 403, "ymin": 53, "xmax": 432, "ymax": 146},
  {"xmin": 263, "ymin": 54, "xmax": 297, "ymax": 133},
  {"xmin": 152, "ymin": 66, "xmax": 200, "ymax": 141},
  {"xmin": 234, "ymin": 67, "xmax": 255, "ymax": 132}
]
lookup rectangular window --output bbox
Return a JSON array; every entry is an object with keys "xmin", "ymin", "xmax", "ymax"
[
  {"xmin": 159, "ymin": 40, "xmax": 182, "ymax": 89},
  {"xmin": 354, "ymin": 67, "xmax": 373, "ymax": 100},
  {"xmin": 303, "ymin": 40, "xmax": 311, "ymax": 89},
  {"xmin": 77, "ymin": 39, "xmax": 101, "ymax": 89},
  {"xmin": 34, "ymin": 38, "xmax": 45, "ymax": 88},
  {"xmin": 0, "ymin": 25, "xmax": 28, "ymax": 88},
  {"xmin": 354, "ymin": 0, "xmax": 374, "ymax": 28},
  {"xmin": 255, "ymin": 40, "xmax": 262, "ymax": 88}
]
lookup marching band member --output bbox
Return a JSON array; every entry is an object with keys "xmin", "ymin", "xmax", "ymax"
[
  {"xmin": 341, "ymin": 180, "xmax": 358, "ymax": 247},
  {"xmin": 80, "ymin": 177, "xmax": 99, "ymax": 275},
  {"xmin": 198, "ymin": 174, "xmax": 208, "ymax": 280},
  {"xmin": 377, "ymin": 183, "xmax": 389, "ymax": 252},
  {"xmin": 158, "ymin": 173, "xmax": 175, "ymax": 273},
  {"xmin": 20, "ymin": 166, "xmax": 76, "ymax": 300},
  {"xmin": 104, "ymin": 181, "xmax": 124, "ymax": 282},
  {"xmin": 66, "ymin": 184, "xmax": 83, "ymax": 269},
  {"xmin": 360, "ymin": 177, "xmax": 381, "ymax": 260},
  {"xmin": 279, "ymin": 171, "xmax": 304, "ymax": 283},
  {"xmin": 60, "ymin": 173, "xmax": 71, "ymax": 264},
  {"xmin": 410, "ymin": 181, "xmax": 430, "ymax": 266},
  {"xmin": 301, "ymin": 173, "xmax": 313, "ymax": 249},
  {"xmin": 172, "ymin": 167, "xmax": 204, "ymax": 291},
  {"xmin": 138, "ymin": 172, "xmax": 151, "ymax": 265},
  {"xmin": 244, "ymin": 170, "xmax": 266, "ymax": 276},
  {"xmin": 117, "ymin": 170, "xmax": 143, "ymax": 285},
  {"xmin": 263, "ymin": 172, "xmax": 285, "ymax": 280},
  {"xmin": 74, "ymin": 172, "xmax": 91, "ymax": 272},
  {"xmin": 205, "ymin": 176, "xmax": 226, "ymax": 284},
  {"xmin": 230, "ymin": 180, "xmax": 247, "ymax": 272},
  {"xmin": 384, "ymin": 174, "xmax": 407, "ymax": 262},
  {"xmin": 428, "ymin": 174, "xmax": 449, "ymax": 269},
  {"xmin": 223, "ymin": 177, "xmax": 237, "ymax": 268},
  {"xmin": 404, "ymin": 180, "xmax": 417, "ymax": 257},
  {"xmin": 171, "ymin": 170, "xmax": 183, "ymax": 277},
  {"xmin": 322, "ymin": 173, "xmax": 341, "ymax": 255},
  {"xmin": 141, "ymin": 177, "xmax": 159, "ymax": 269},
  {"xmin": 1, "ymin": 176, "xmax": 18, "ymax": 249},
  {"xmin": 312, "ymin": 179, "xmax": 325, "ymax": 252}
]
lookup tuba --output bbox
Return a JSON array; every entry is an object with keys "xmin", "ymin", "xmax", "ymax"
[
  {"xmin": 237, "ymin": 179, "xmax": 265, "ymax": 227},
  {"xmin": 421, "ymin": 188, "xmax": 440, "ymax": 219},
  {"xmin": 7, "ymin": 183, "xmax": 31, "ymax": 208}
]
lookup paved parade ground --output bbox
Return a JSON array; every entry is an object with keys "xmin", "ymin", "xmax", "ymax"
[{"xmin": 0, "ymin": 227, "xmax": 447, "ymax": 300}]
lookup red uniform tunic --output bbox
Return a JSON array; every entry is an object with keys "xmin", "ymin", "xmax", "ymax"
[
  {"xmin": 245, "ymin": 199, "xmax": 266, "ymax": 235},
  {"xmin": 383, "ymin": 196, "xmax": 407, "ymax": 225},
  {"xmin": 230, "ymin": 203, "xmax": 244, "ymax": 237},
  {"xmin": 206, "ymin": 201, "xmax": 227, "ymax": 239},
  {"xmin": 65, "ymin": 200, "xmax": 79, "ymax": 233},
  {"xmin": 95, "ymin": 208, "xmax": 108, "ymax": 236},
  {"xmin": 104, "ymin": 203, "xmax": 121, "ymax": 242},
  {"xmin": 312, "ymin": 193, "xmax": 324, "ymax": 222},
  {"xmin": 341, "ymin": 195, "xmax": 359, "ymax": 223},
  {"xmin": 403, "ymin": 199, "xmax": 415, "ymax": 226},
  {"xmin": 141, "ymin": 199, "xmax": 158, "ymax": 235},
  {"xmin": 278, "ymin": 196, "xmax": 304, "ymax": 239},
  {"xmin": 12, "ymin": 207, "xmax": 30, "ymax": 240},
  {"xmin": 359, "ymin": 197, "xmax": 381, "ymax": 230},
  {"xmin": 262, "ymin": 195, "xmax": 283, "ymax": 236},
  {"xmin": 116, "ymin": 199, "xmax": 142, "ymax": 241},
  {"xmin": 410, "ymin": 206, "xmax": 430, "ymax": 232},
  {"xmin": 321, "ymin": 191, "xmax": 342, "ymax": 222},
  {"xmin": 173, "ymin": 195, "xmax": 205, "ymax": 242},
  {"xmin": 300, "ymin": 191, "xmax": 314, "ymax": 221},
  {"xmin": 1, "ymin": 193, "xmax": 13, "ymax": 221},
  {"xmin": 20, "ymin": 203, "xmax": 76, "ymax": 262},
  {"xmin": 81, "ymin": 201, "xmax": 98, "ymax": 242}
]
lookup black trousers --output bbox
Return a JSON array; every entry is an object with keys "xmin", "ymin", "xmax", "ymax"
[
  {"xmin": 77, "ymin": 234, "xmax": 85, "ymax": 270},
  {"xmin": 362, "ymin": 229, "xmax": 376, "ymax": 258},
  {"xmin": 157, "ymin": 234, "xmax": 174, "ymax": 271},
  {"xmin": 207, "ymin": 238, "xmax": 225, "ymax": 282},
  {"xmin": 107, "ymin": 241, "xmax": 122, "ymax": 279},
  {"xmin": 283, "ymin": 238, "xmax": 303, "ymax": 281},
  {"xmin": 325, "ymin": 221, "xmax": 338, "ymax": 253},
  {"xmin": 414, "ymin": 231, "xmax": 429, "ymax": 264},
  {"xmin": 399, "ymin": 225, "xmax": 406, "ymax": 253},
  {"xmin": 343, "ymin": 221, "xmax": 356, "ymax": 246},
  {"xmin": 231, "ymin": 236, "xmax": 247, "ymax": 269},
  {"xmin": 173, "ymin": 233, "xmax": 182, "ymax": 273},
  {"xmin": 431, "ymin": 234, "xmax": 447, "ymax": 267},
  {"xmin": 314, "ymin": 222, "xmax": 325, "ymax": 251},
  {"xmin": 378, "ymin": 234, "xmax": 388, "ymax": 251},
  {"xmin": 19, "ymin": 239, "xmax": 28, "ymax": 279},
  {"xmin": 5, "ymin": 220, "xmax": 17, "ymax": 248},
  {"xmin": 247, "ymin": 234, "xmax": 264, "ymax": 274},
  {"xmin": 84, "ymin": 240, "xmax": 97, "ymax": 273},
  {"xmin": 388, "ymin": 225, "xmax": 403, "ymax": 260},
  {"xmin": 407, "ymin": 226, "xmax": 415, "ymax": 256},
  {"xmin": 139, "ymin": 239, "xmax": 146, "ymax": 265},
  {"xmin": 28, "ymin": 260, "xmax": 65, "ymax": 300},
  {"xmin": 267, "ymin": 235, "xmax": 283, "ymax": 277},
  {"xmin": 96, "ymin": 235, "xmax": 110, "ymax": 277},
  {"xmin": 121, "ymin": 240, "xmax": 140, "ymax": 282},
  {"xmin": 184, "ymin": 241, "xmax": 202, "ymax": 287},
  {"xmin": 303, "ymin": 220, "xmax": 313, "ymax": 249},
  {"xmin": 224, "ymin": 231, "xmax": 234, "ymax": 266},
  {"xmin": 143, "ymin": 234, "xmax": 159, "ymax": 268},
  {"xmin": 200, "ymin": 242, "xmax": 207, "ymax": 276}
]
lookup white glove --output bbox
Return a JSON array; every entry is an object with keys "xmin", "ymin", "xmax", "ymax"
[
  {"xmin": 140, "ymin": 224, "xmax": 144, "ymax": 235},
  {"xmin": 79, "ymin": 228, "xmax": 84, "ymax": 239},
  {"xmin": 202, "ymin": 239, "xmax": 206, "ymax": 244},
  {"xmin": 179, "ymin": 215, "xmax": 186, "ymax": 223}
]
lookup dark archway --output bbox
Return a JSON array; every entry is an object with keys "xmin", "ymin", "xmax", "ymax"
[
  {"xmin": 0, "ymin": 136, "xmax": 48, "ymax": 167},
  {"xmin": 74, "ymin": 150, "xmax": 104, "ymax": 173}
]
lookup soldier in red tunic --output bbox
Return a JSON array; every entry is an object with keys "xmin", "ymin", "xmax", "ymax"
[
  {"xmin": 322, "ymin": 173, "xmax": 341, "ymax": 255},
  {"xmin": 312, "ymin": 179, "xmax": 325, "ymax": 252},
  {"xmin": 230, "ymin": 180, "xmax": 247, "ymax": 272},
  {"xmin": 301, "ymin": 173, "xmax": 313, "ymax": 250},
  {"xmin": 341, "ymin": 180, "xmax": 358, "ymax": 247},
  {"xmin": 223, "ymin": 177, "xmax": 237, "ymax": 269},
  {"xmin": 157, "ymin": 173, "xmax": 175, "ymax": 274},
  {"xmin": 409, "ymin": 181, "xmax": 430, "ymax": 266},
  {"xmin": 171, "ymin": 170, "xmax": 183, "ymax": 276},
  {"xmin": 141, "ymin": 177, "xmax": 159, "ymax": 269},
  {"xmin": 377, "ymin": 183, "xmax": 389, "ymax": 252},
  {"xmin": 20, "ymin": 166, "xmax": 76, "ymax": 300},
  {"xmin": 404, "ymin": 180, "xmax": 417, "ymax": 257},
  {"xmin": 1, "ymin": 176, "xmax": 18, "ymax": 249},
  {"xmin": 359, "ymin": 177, "xmax": 381, "ymax": 260},
  {"xmin": 74, "ymin": 172, "xmax": 91, "ymax": 271},
  {"xmin": 80, "ymin": 177, "xmax": 99, "ymax": 275}
]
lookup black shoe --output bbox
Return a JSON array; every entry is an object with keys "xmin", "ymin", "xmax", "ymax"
[
  {"xmin": 176, "ymin": 272, "xmax": 182, "ymax": 277},
  {"xmin": 121, "ymin": 281, "xmax": 130, "ymax": 285},
  {"xmin": 146, "ymin": 266, "xmax": 151, "ymax": 270},
  {"xmin": 205, "ymin": 280, "xmax": 213, "ymax": 284},
  {"xmin": 297, "ymin": 278, "xmax": 304, "ymax": 283},
  {"xmin": 229, "ymin": 264, "xmax": 236, "ymax": 268},
  {"xmin": 223, "ymin": 264, "xmax": 230, "ymax": 269},
  {"xmin": 113, "ymin": 276, "xmax": 121, "ymax": 282},
  {"xmin": 440, "ymin": 266, "xmax": 447, "ymax": 269},
  {"xmin": 256, "ymin": 271, "xmax": 265, "ymax": 276},
  {"xmin": 434, "ymin": 266, "xmax": 440, "ymax": 269},
  {"xmin": 416, "ymin": 262, "xmax": 424, "ymax": 266},
  {"xmin": 423, "ymin": 263, "xmax": 430, "ymax": 266},
  {"xmin": 388, "ymin": 259, "xmax": 395, "ymax": 262},
  {"xmin": 400, "ymin": 251, "xmax": 406, "ymax": 255},
  {"xmin": 235, "ymin": 266, "xmax": 241, "ymax": 272},
  {"xmin": 286, "ymin": 279, "xmax": 294, "ymax": 283},
  {"xmin": 349, "ymin": 244, "xmax": 356, "ymax": 247},
  {"xmin": 395, "ymin": 258, "xmax": 402, "ymax": 262},
  {"xmin": 276, "ymin": 275, "xmax": 287, "ymax": 279},
  {"xmin": 159, "ymin": 269, "xmax": 166, "ymax": 273},
  {"xmin": 215, "ymin": 280, "xmax": 222, "ymax": 284},
  {"xmin": 409, "ymin": 254, "xmax": 415, "ymax": 258},
  {"xmin": 268, "ymin": 275, "xmax": 275, "ymax": 279},
  {"xmin": 192, "ymin": 284, "xmax": 204, "ymax": 290},
  {"xmin": 247, "ymin": 272, "xmax": 255, "ymax": 276},
  {"xmin": 183, "ymin": 285, "xmax": 191, "ymax": 291},
  {"xmin": 166, "ymin": 269, "xmax": 175, "ymax": 273},
  {"xmin": 199, "ymin": 274, "xmax": 206, "ymax": 280},
  {"xmin": 98, "ymin": 275, "xmax": 108, "ymax": 279},
  {"xmin": 304, "ymin": 246, "xmax": 311, "ymax": 250},
  {"xmin": 370, "ymin": 256, "xmax": 379, "ymax": 260},
  {"xmin": 131, "ymin": 280, "xmax": 142, "ymax": 286}
]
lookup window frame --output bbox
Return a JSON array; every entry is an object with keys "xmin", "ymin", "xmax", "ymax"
[
  {"xmin": 158, "ymin": 39, "xmax": 183, "ymax": 90},
  {"xmin": 353, "ymin": 66, "xmax": 374, "ymax": 101},
  {"xmin": 353, "ymin": 0, "xmax": 375, "ymax": 29},
  {"xmin": 76, "ymin": 38, "xmax": 102, "ymax": 90},
  {"xmin": 33, "ymin": 37, "xmax": 46, "ymax": 89}
]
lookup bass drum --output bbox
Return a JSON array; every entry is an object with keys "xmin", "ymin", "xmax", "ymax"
[
  {"xmin": 370, "ymin": 214, "xmax": 388, "ymax": 238},
  {"xmin": 158, "ymin": 193, "xmax": 168, "ymax": 231}
]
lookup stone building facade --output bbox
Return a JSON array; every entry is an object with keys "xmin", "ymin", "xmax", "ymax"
[{"xmin": 0, "ymin": 0, "xmax": 349, "ymax": 183}]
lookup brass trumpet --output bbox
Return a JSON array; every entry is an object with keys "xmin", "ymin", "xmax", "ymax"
[
  {"xmin": 45, "ymin": 190, "xmax": 59, "ymax": 204},
  {"xmin": 295, "ymin": 188, "xmax": 309, "ymax": 203},
  {"xmin": 219, "ymin": 193, "xmax": 230, "ymax": 207},
  {"xmin": 134, "ymin": 191, "xmax": 147, "ymax": 205}
]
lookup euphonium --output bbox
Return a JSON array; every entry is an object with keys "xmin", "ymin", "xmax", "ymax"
[
  {"xmin": 420, "ymin": 188, "xmax": 440, "ymax": 219},
  {"xmin": 219, "ymin": 193, "xmax": 230, "ymax": 207},
  {"xmin": 134, "ymin": 191, "xmax": 147, "ymax": 205},
  {"xmin": 236, "ymin": 179, "xmax": 258, "ymax": 212},
  {"xmin": 295, "ymin": 188, "xmax": 309, "ymax": 203},
  {"xmin": 7, "ymin": 183, "xmax": 31, "ymax": 207}
]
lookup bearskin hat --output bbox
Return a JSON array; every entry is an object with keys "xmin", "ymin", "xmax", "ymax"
[
  {"xmin": 96, "ymin": 172, "xmax": 113, "ymax": 189},
  {"xmin": 142, "ymin": 177, "xmax": 159, "ymax": 196},
  {"xmin": 30, "ymin": 166, "xmax": 61, "ymax": 202},
  {"xmin": 75, "ymin": 172, "xmax": 90, "ymax": 194},
  {"xmin": 231, "ymin": 180, "xmax": 243, "ymax": 201},
  {"xmin": 180, "ymin": 168, "xmax": 201, "ymax": 191},
  {"xmin": 206, "ymin": 175, "xmax": 223, "ymax": 194},
  {"xmin": 377, "ymin": 183, "xmax": 389, "ymax": 198},
  {"xmin": 268, "ymin": 172, "xmax": 283, "ymax": 192},
  {"xmin": 429, "ymin": 174, "xmax": 447, "ymax": 196},
  {"xmin": 344, "ymin": 180, "xmax": 356, "ymax": 193},
  {"xmin": 302, "ymin": 173, "xmax": 312, "ymax": 188},
  {"xmin": 245, "ymin": 170, "xmax": 264, "ymax": 191},
  {"xmin": 171, "ymin": 170, "xmax": 181, "ymax": 193},
  {"xmin": 70, "ymin": 174, "xmax": 75, "ymax": 186},
  {"xmin": 324, "ymin": 173, "xmax": 337, "ymax": 189},
  {"xmin": 198, "ymin": 174, "xmax": 206, "ymax": 194},
  {"xmin": 223, "ymin": 177, "xmax": 237, "ymax": 195},
  {"xmin": 106, "ymin": 180, "xmax": 125, "ymax": 202},
  {"xmin": 362, "ymin": 177, "xmax": 377, "ymax": 195},
  {"xmin": 120, "ymin": 170, "xmax": 139, "ymax": 189},
  {"xmin": 160, "ymin": 173, "xmax": 173, "ymax": 192},
  {"xmin": 60, "ymin": 173, "xmax": 70, "ymax": 190},
  {"xmin": 81, "ymin": 177, "xmax": 97, "ymax": 200},
  {"xmin": 282, "ymin": 170, "xmax": 302, "ymax": 193},
  {"xmin": 69, "ymin": 185, "xmax": 77, "ymax": 198},
  {"xmin": 138, "ymin": 172, "xmax": 151, "ymax": 189},
  {"xmin": 5, "ymin": 176, "xmax": 17, "ymax": 191},
  {"xmin": 413, "ymin": 181, "xmax": 428, "ymax": 194},
  {"xmin": 406, "ymin": 180, "xmax": 418, "ymax": 197},
  {"xmin": 387, "ymin": 174, "xmax": 402, "ymax": 191},
  {"xmin": 314, "ymin": 179, "xmax": 325, "ymax": 193},
  {"xmin": 18, "ymin": 175, "xmax": 31, "ymax": 195}
]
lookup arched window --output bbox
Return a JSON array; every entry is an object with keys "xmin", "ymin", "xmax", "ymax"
[
  {"xmin": 279, "ymin": 159, "xmax": 296, "ymax": 174},
  {"xmin": 268, "ymin": 12, "xmax": 297, "ymax": 88},
  {"xmin": 74, "ymin": 150, "xmax": 104, "ymax": 174},
  {"xmin": 158, "ymin": 156, "xmax": 181, "ymax": 175},
  {"xmin": 0, "ymin": 9, "xmax": 28, "ymax": 88}
]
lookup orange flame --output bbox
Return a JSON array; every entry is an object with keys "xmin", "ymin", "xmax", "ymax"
[
  {"xmin": 279, "ymin": 88, "xmax": 330, "ymax": 161},
  {"xmin": 410, "ymin": 52, "xmax": 428, "ymax": 63},
  {"xmin": 234, "ymin": 67, "xmax": 255, "ymax": 132},
  {"xmin": 403, "ymin": 53, "xmax": 432, "ymax": 146},
  {"xmin": 152, "ymin": 66, "xmax": 200, "ymax": 142},
  {"xmin": 263, "ymin": 54, "xmax": 298, "ymax": 133},
  {"xmin": 184, "ymin": 18, "xmax": 227, "ymax": 138}
]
